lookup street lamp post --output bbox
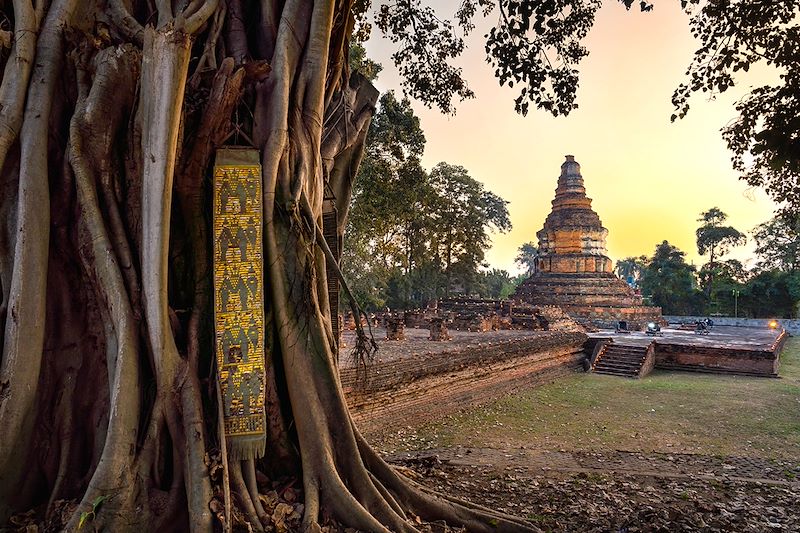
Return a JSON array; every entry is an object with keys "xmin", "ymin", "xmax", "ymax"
[{"xmin": 732, "ymin": 289, "xmax": 740, "ymax": 318}]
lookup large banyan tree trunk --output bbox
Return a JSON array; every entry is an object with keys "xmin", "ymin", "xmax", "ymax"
[{"xmin": 0, "ymin": 2, "xmax": 535, "ymax": 531}]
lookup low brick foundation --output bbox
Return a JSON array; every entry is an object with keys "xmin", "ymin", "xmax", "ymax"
[
  {"xmin": 664, "ymin": 316, "xmax": 800, "ymax": 335},
  {"xmin": 654, "ymin": 330, "xmax": 787, "ymax": 377},
  {"xmin": 588, "ymin": 327, "xmax": 788, "ymax": 378},
  {"xmin": 341, "ymin": 332, "xmax": 586, "ymax": 432}
]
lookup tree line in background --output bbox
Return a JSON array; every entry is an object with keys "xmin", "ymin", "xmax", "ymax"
[
  {"xmin": 342, "ymin": 87, "xmax": 518, "ymax": 310},
  {"xmin": 343, "ymin": 0, "xmax": 800, "ymax": 318},
  {"xmin": 614, "ymin": 208, "xmax": 800, "ymax": 318},
  {"xmin": 343, "ymin": 77, "xmax": 800, "ymax": 319}
]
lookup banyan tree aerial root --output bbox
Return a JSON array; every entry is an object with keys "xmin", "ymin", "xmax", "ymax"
[{"xmin": 0, "ymin": 1, "xmax": 539, "ymax": 532}]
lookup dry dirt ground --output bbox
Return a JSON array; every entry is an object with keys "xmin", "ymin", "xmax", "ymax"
[{"xmin": 395, "ymin": 454, "xmax": 799, "ymax": 532}]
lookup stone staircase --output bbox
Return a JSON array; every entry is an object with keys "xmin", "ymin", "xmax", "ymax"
[{"xmin": 592, "ymin": 343, "xmax": 652, "ymax": 378}]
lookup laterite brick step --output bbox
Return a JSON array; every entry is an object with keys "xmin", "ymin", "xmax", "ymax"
[{"xmin": 591, "ymin": 343, "xmax": 650, "ymax": 378}]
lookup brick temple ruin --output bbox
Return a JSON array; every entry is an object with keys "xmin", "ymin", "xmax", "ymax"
[
  {"xmin": 514, "ymin": 155, "xmax": 662, "ymax": 329},
  {"xmin": 427, "ymin": 297, "xmax": 584, "ymax": 333}
]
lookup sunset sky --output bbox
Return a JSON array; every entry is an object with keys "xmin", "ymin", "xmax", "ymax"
[{"xmin": 364, "ymin": 1, "xmax": 779, "ymax": 275}]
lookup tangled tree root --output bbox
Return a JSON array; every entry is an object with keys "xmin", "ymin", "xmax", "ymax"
[{"xmin": 0, "ymin": 2, "xmax": 539, "ymax": 532}]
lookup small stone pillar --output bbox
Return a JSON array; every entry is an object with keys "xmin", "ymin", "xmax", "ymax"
[
  {"xmin": 337, "ymin": 313, "xmax": 346, "ymax": 348},
  {"xmin": 428, "ymin": 317, "xmax": 451, "ymax": 341},
  {"xmin": 385, "ymin": 317, "xmax": 406, "ymax": 340}
]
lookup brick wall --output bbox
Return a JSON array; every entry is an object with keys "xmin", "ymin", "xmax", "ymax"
[
  {"xmin": 341, "ymin": 332, "xmax": 586, "ymax": 432},
  {"xmin": 664, "ymin": 316, "xmax": 799, "ymax": 335}
]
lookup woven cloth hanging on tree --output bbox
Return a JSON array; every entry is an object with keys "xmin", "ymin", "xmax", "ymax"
[{"xmin": 213, "ymin": 148, "xmax": 266, "ymax": 460}]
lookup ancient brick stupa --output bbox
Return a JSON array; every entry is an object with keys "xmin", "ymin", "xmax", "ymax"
[{"xmin": 514, "ymin": 155, "xmax": 661, "ymax": 328}]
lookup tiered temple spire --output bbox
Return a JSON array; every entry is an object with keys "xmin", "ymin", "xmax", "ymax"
[
  {"xmin": 514, "ymin": 156, "xmax": 661, "ymax": 328},
  {"xmin": 536, "ymin": 155, "xmax": 611, "ymax": 272}
]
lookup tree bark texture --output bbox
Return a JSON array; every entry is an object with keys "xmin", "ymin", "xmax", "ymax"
[{"xmin": 0, "ymin": 2, "xmax": 536, "ymax": 532}]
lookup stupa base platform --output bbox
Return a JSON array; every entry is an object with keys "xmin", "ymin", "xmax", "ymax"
[{"xmin": 516, "ymin": 273, "xmax": 661, "ymax": 330}]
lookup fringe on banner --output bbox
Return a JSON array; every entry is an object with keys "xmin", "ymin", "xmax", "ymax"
[{"xmin": 227, "ymin": 430, "xmax": 266, "ymax": 461}]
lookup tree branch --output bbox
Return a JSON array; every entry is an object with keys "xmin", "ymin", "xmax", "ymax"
[{"xmin": 108, "ymin": 0, "xmax": 144, "ymax": 46}]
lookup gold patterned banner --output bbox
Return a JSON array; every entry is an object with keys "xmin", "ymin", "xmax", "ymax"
[{"xmin": 213, "ymin": 148, "xmax": 266, "ymax": 460}]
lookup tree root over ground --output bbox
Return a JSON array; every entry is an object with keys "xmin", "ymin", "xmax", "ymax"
[{"xmin": 0, "ymin": 2, "xmax": 538, "ymax": 532}]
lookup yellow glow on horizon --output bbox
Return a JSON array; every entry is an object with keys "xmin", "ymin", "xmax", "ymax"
[{"xmin": 365, "ymin": 2, "xmax": 778, "ymax": 274}]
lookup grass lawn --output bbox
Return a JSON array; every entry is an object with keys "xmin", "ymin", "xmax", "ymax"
[{"xmin": 380, "ymin": 337, "xmax": 800, "ymax": 459}]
